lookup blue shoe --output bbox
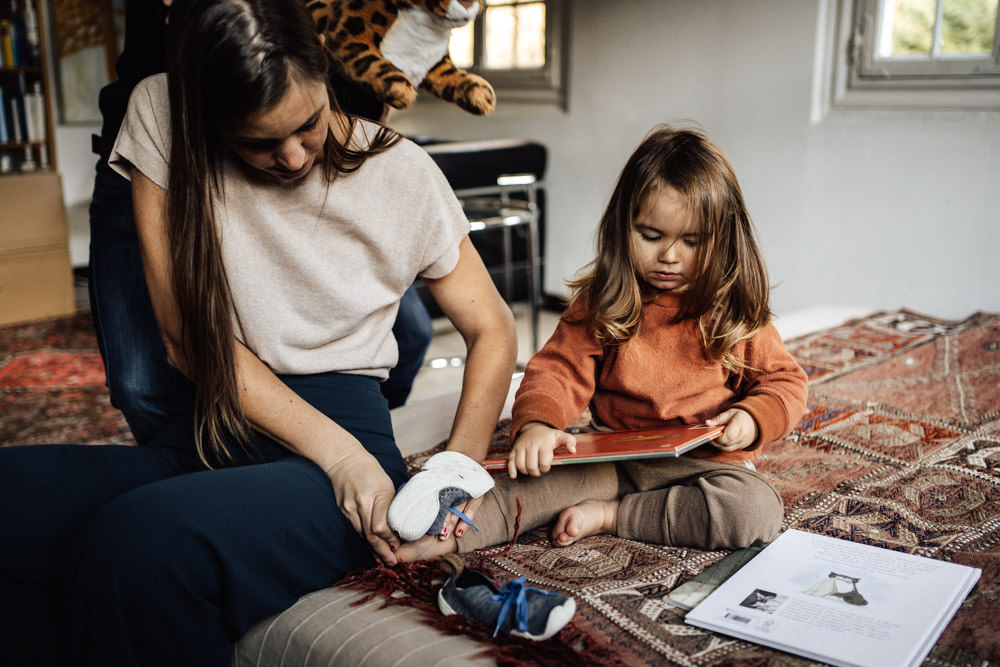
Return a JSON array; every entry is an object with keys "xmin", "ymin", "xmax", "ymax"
[
  {"xmin": 388, "ymin": 451, "xmax": 495, "ymax": 541},
  {"xmin": 437, "ymin": 554, "xmax": 576, "ymax": 641}
]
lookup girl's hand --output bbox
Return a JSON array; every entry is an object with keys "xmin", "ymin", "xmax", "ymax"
[
  {"xmin": 706, "ymin": 409, "xmax": 758, "ymax": 451},
  {"xmin": 508, "ymin": 422, "xmax": 576, "ymax": 478},
  {"xmin": 324, "ymin": 450, "xmax": 400, "ymax": 566}
]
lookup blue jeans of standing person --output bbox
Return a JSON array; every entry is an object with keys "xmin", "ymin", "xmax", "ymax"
[
  {"xmin": 0, "ymin": 373, "xmax": 408, "ymax": 667},
  {"xmin": 385, "ymin": 282, "xmax": 434, "ymax": 407},
  {"xmin": 88, "ymin": 161, "xmax": 188, "ymax": 444},
  {"xmin": 88, "ymin": 163, "xmax": 433, "ymax": 443}
]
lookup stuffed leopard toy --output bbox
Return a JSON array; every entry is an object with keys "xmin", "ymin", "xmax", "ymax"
[{"xmin": 309, "ymin": 0, "xmax": 496, "ymax": 115}]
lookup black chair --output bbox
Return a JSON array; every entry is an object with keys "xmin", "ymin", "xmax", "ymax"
[{"xmin": 415, "ymin": 138, "xmax": 547, "ymax": 351}]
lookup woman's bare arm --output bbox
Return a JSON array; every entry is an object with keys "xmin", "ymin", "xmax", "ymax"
[
  {"xmin": 423, "ymin": 235, "xmax": 518, "ymax": 462},
  {"xmin": 131, "ymin": 169, "xmax": 401, "ymax": 564}
]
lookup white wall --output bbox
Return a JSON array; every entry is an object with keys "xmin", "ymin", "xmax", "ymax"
[
  {"xmin": 59, "ymin": 0, "xmax": 1000, "ymax": 319},
  {"xmin": 388, "ymin": 0, "xmax": 1000, "ymax": 320},
  {"xmin": 55, "ymin": 124, "xmax": 99, "ymax": 267},
  {"xmin": 40, "ymin": 0, "xmax": 101, "ymax": 268}
]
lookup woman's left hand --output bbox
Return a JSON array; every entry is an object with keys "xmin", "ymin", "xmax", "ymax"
[
  {"xmin": 324, "ymin": 449, "xmax": 401, "ymax": 565},
  {"xmin": 706, "ymin": 408, "xmax": 758, "ymax": 451}
]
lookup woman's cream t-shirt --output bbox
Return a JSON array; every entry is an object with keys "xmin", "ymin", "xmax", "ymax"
[{"xmin": 110, "ymin": 74, "xmax": 469, "ymax": 379}]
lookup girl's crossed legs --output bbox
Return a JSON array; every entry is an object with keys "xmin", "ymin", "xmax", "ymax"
[{"xmin": 399, "ymin": 456, "xmax": 783, "ymax": 561}]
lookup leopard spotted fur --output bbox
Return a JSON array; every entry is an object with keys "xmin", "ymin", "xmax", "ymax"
[{"xmin": 309, "ymin": 0, "xmax": 496, "ymax": 115}]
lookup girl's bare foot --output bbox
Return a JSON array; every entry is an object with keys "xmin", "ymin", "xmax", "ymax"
[
  {"xmin": 394, "ymin": 532, "xmax": 457, "ymax": 562},
  {"xmin": 551, "ymin": 499, "xmax": 620, "ymax": 547}
]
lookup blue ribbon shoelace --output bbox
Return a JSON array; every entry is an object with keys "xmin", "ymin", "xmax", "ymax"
[
  {"xmin": 489, "ymin": 576, "xmax": 561, "ymax": 637},
  {"xmin": 447, "ymin": 506, "xmax": 480, "ymax": 533}
]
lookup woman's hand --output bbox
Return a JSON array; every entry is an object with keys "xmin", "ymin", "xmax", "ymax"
[
  {"xmin": 439, "ymin": 494, "xmax": 484, "ymax": 541},
  {"xmin": 706, "ymin": 408, "xmax": 758, "ymax": 451},
  {"xmin": 324, "ymin": 448, "xmax": 400, "ymax": 566},
  {"xmin": 508, "ymin": 422, "xmax": 576, "ymax": 478}
]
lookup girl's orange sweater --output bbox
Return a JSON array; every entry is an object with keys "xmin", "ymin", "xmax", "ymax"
[{"xmin": 511, "ymin": 292, "xmax": 809, "ymax": 464}]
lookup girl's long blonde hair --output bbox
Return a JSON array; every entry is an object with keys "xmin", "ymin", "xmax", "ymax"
[
  {"xmin": 165, "ymin": 0, "xmax": 401, "ymax": 465},
  {"xmin": 567, "ymin": 126, "xmax": 771, "ymax": 371}
]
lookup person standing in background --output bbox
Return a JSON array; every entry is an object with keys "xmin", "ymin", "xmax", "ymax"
[{"xmin": 88, "ymin": 0, "xmax": 434, "ymax": 446}]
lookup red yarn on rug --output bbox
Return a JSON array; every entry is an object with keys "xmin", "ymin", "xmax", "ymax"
[
  {"xmin": 337, "ymin": 497, "xmax": 625, "ymax": 666},
  {"xmin": 337, "ymin": 558, "xmax": 625, "ymax": 667}
]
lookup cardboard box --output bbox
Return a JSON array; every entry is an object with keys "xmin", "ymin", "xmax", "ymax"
[
  {"xmin": 0, "ymin": 170, "xmax": 75, "ymax": 325},
  {"xmin": 0, "ymin": 246, "xmax": 75, "ymax": 325},
  {"xmin": 0, "ymin": 171, "xmax": 71, "ymax": 252}
]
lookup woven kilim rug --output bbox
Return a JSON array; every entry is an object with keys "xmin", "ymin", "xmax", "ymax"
[
  {"xmin": 0, "ymin": 311, "xmax": 133, "ymax": 446},
  {"xmin": 2, "ymin": 309, "xmax": 999, "ymax": 665},
  {"xmin": 388, "ymin": 309, "xmax": 1000, "ymax": 666}
]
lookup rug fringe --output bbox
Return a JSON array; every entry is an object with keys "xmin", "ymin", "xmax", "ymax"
[{"xmin": 337, "ymin": 551, "xmax": 627, "ymax": 666}]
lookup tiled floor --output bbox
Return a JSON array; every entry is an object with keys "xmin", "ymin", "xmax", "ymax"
[{"xmin": 408, "ymin": 303, "xmax": 560, "ymax": 404}]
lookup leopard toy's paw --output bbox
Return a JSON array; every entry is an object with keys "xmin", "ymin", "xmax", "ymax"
[
  {"xmin": 422, "ymin": 60, "xmax": 496, "ymax": 115},
  {"xmin": 374, "ymin": 70, "xmax": 419, "ymax": 109},
  {"xmin": 453, "ymin": 73, "xmax": 497, "ymax": 115}
]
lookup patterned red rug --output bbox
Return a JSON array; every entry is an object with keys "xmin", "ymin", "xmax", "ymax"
[
  {"xmin": 3, "ymin": 309, "xmax": 999, "ymax": 665},
  {"xmin": 0, "ymin": 311, "xmax": 133, "ymax": 446},
  {"xmin": 371, "ymin": 309, "xmax": 1000, "ymax": 666}
]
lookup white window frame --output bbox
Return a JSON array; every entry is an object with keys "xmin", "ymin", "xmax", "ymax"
[
  {"xmin": 461, "ymin": 0, "xmax": 569, "ymax": 108},
  {"xmin": 814, "ymin": 0, "xmax": 1000, "ymax": 116}
]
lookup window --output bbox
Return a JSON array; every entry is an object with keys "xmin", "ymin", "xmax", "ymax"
[
  {"xmin": 449, "ymin": 0, "xmax": 568, "ymax": 108},
  {"xmin": 854, "ymin": 0, "xmax": 1000, "ymax": 83},
  {"xmin": 815, "ymin": 0, "xmax": 1000, "ymax": 113}
]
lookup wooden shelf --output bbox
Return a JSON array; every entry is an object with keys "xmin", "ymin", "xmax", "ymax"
[
  {"xmin": 0, "ymin": 1, "xmax": 72, "ymax": 324},
  {"xmin": 1, "ymin": 0, "xmax": 57, "ymax": 173},
  {"xmin": 0, "ymin": 65, "xmax": 42, "ymax": 74}
]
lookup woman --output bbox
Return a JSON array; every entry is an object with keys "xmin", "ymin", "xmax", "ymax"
[{"xmin": 0, "ymin": 0, "xmax": 516, "ymax": 664}]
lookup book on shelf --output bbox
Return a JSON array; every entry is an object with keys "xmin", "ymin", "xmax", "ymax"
[
  {"xmin": 0, "ymin": 19, "xmax": 14, "ymax": 67},
  {"xmin": 7, "ymin": 90, "xmax": 23, "ymax": 142},
  {"xmin": 8, "ymin": 84, "xmax": 27, "ymax": 142},
  {"xmin": 0, "ymin": 87, "xmax": 8, "ymax": 143},
  {"xmin": 682, "ymin": 529, "xmax": 981, "ymax": 667},
  {"xmin": 481, "ymin": 422, "xmax": 724, "ymax": 470},
  {"xmin": 20, "ymin": 0, "xmax": 41, "ymax": 67},
  {"xmin": 24, "ymin": 81, "xmax": 43, "ymax": 141}
]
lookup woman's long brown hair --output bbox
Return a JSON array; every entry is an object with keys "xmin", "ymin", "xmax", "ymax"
[
  {"xmin": 568, "ymin": 126, "xmax": 771, "ymax": 371},
  {"xmin": 164, "ymin": 0, "xmax": 400, "ymax": 465}
]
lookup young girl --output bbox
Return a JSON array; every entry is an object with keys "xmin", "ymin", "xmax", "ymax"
[
  {"xmin": 399, "ymin": 125, "xmax": 807, "ymax": 561},
  {"xmin": 0, "ymin": 0, "xmax": 515, "ymax": 665}
]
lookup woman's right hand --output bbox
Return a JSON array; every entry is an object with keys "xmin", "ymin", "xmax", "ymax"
[
  {"xmin": 323, "ymin": 448, "xmax": 400, "ymax": 566},
  {"xmin": 508, "ymin": 422, "xmax": 576, "ymax": 479}
]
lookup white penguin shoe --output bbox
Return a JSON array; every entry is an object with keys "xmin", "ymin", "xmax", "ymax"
[{"xmin": 388, "ymin": 451, "xmax": 495, "ymax": 542}]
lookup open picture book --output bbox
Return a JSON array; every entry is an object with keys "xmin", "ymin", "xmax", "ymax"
[
  {"xmin": 683, "ymin": 529, "xmax": 981, "ymax": 667},
  {"xmin": 481, "ymin": 423, "xmax": 724, "ymax": 471}
]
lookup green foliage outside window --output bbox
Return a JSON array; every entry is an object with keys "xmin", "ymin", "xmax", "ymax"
[{"xmin": 889, "ymin": 0, "xmax": 997, "ymax": 55}]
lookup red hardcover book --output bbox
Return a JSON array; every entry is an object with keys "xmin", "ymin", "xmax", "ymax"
[{"xmin": 481, "ymin": 423, "xmax": 724, "ymax": 471}]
